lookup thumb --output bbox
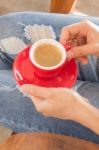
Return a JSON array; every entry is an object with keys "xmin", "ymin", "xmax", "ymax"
[
  {"xmin": 21, "ymin": 84, "xmax": 52, "ymax": 99},
  {"xmin": 66, "ymin": 44, "xmax": 99, "ymax": 59}
]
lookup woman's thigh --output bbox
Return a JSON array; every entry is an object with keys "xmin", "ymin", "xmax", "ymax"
[
  {"xmin": 0, "ymin": 60, "xmax": 11, "ymax": 70},
  {"xmin": 0, "ymin": 70, "xmax": 98, "ymax": 143}
]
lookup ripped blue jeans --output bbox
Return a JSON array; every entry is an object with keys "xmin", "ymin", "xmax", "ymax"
[{"xmin": 0, "ymin": 12, "xmax": 99, "ymax": 144}]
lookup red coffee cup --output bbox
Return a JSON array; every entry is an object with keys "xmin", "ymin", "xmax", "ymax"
[
  {"xmin": 13, "ymin": 39, "xmax": 77, "ymax": 87},
  {"xmin": 29, "ymin": 39, "xmax": 69, "ymax": 79}
]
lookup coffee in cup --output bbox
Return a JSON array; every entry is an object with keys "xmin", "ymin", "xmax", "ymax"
[
  {"xmin": 29, "ymin": 39, "xmax": 66, "ymax": 78},
  {"xmin": 34, "ymin": 44, "xmax": 62, "ymax": 67}
]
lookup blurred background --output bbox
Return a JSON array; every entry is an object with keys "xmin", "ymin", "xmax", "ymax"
[{"xmin": 0, "ymin": 0, "xmax": 99, "ymax": 16}]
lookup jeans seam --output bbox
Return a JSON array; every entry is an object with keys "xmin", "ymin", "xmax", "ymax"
[{"xmin": 0, "ymin": 118, "xmax": 46, "ymax": 132}]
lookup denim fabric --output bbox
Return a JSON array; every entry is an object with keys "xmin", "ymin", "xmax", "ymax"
[{"xmin": 0, "ymin": 12, "xmax": 99, "ymax": 144}]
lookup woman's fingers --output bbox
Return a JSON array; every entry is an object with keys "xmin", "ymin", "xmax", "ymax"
[
  {"xmin": 76, "ymin": 35, "xmax": 86, "ymax": 46},
  {"xmin": 30, "ymin": 95, "xmax": 46, "ymax": 114},
  {"xmin": 66, "ymin": 44, "xmax": 99, "ymax": 60},
  {"xmin": 77, "ymin": 56, "xmax": 89, "ymax": 64},
  {"xmin": 30, "ymin": 95, "xmax": 51, "ymax": 116},
  {"xmin": 60, "ymin": 28, "xmax": 71, "ymax": 45},
  {"xmin": 60, "ymin": 21, "xmax": 87, "ymax": 45},
  {"xmin": 30, "ymin": 95, "xmax": 42, "ymax": 105},
  {"xmin": 21, "ymin": 84, "xmax": 52, "ymax": 99}
]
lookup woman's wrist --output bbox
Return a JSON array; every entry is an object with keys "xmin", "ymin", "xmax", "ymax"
[{"xmin": 69, "ymin": 96, "xmax": 99, "ymax": 134}]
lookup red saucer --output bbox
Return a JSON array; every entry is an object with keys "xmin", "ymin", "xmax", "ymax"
[{"xmin": 13, "ymin": 46, "xmax": 77, "ymax": 88}]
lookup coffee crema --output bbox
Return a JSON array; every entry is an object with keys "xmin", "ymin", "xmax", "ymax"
[{"xmin": 34, "ymin": 44, "xmax": 62, "ymax": 67}]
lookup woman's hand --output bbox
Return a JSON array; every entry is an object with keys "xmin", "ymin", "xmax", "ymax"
[
  {"xmin": 60, "ymin": 20, "xmax": 99, "ymax": 64},
  {"xmin": 21, "ymin": 84, "xmax": 99, "ymax": 134},
  {"xmin": 21, "ymin": 84, "xmax": 87, "ymax": 120}
]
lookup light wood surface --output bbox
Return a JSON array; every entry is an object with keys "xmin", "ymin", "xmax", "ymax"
[
  {"xmin": 50, "ymin": 0, "xmax": 77, "ymax": 13},
  {"xmin": 0, "ymin": 133, "xmax": 98, "ymax": 150}
]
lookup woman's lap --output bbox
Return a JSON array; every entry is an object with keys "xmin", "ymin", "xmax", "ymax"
[{"xmin": 0, "ymin": 12, "xmax": 99, "ymax": 143}]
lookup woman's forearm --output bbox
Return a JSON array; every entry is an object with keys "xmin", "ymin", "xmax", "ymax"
[{"xmin": 73, "ymin": 98, "xmax": 99, "ymax": 134}]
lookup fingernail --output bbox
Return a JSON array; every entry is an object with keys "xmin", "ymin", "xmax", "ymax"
[
  {"xmin": 67, "ymin": 51, "xmax": 74, "ymax": 60},
  {"xmin": 23, "ymin": 93, "xmax": 28, "ymax": 97}
]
